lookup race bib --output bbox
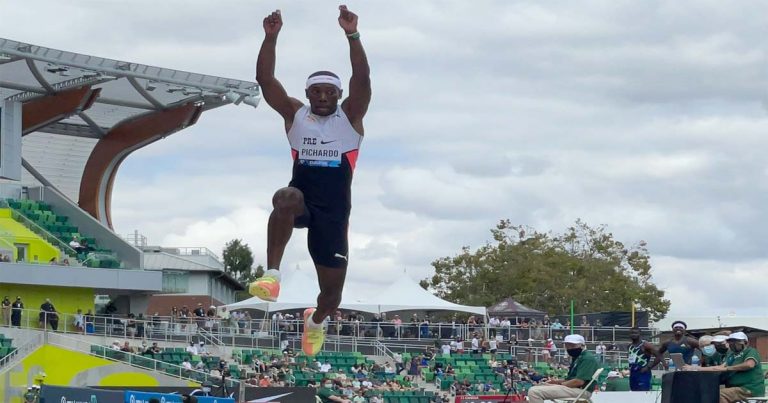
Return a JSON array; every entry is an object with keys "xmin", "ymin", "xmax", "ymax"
[{"xmin": 298, "ymin": 137, "xmax": 342, "ymax": 167}]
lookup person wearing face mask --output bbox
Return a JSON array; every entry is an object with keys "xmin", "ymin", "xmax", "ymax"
[
  {"xmin": 627, "ymin": 326, "xmax": 662, "ymax": 391},
  {"xmin": 708, "ymin": 335, "xmax": 730, "ymax": 366},
  {"xmin": 696, "ymin": 335, "xmax": 718, "ymax": 367},
  {"xmin": 684, "ymin": 335, "xmax": 727, "ymax": 371},
  {"xmin": 718, "ymin": 332, "xmax": 765, "ymax": 402},
  {"xmin": 650, "ymin": 321, "xmax": 699, "ymax": 370},
  {"xmin": 526, "ymin": 334, "xmax": 600, "ymax": 403}
]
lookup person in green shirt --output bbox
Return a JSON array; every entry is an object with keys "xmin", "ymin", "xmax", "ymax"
[
  {"xmin": 704, "ymin": 335, "xmax": 729, "ymax": 367},
  {"xmin": 527, "ymin": 334, "xmax": 600, "ymax": 403},
  {"xmin": 720, "ymin": 332, "xmax": 764, "ymax": 402},
  {"xmin": 315, "ymin": 380, "xmax": 352, "ymax": 403},
  {"xmin": 687, "ymin": 334, "xmax": 730, "ymax": 372}
]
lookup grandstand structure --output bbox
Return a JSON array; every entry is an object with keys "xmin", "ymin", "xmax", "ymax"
[{"xmin": 0, "ymin": 37, "xmax": 258, "ymax": 313}]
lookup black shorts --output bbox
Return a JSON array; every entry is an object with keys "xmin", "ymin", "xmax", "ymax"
[{"xmin": 293, "ymin": 204, "xmax": 349, "ymax": 269}]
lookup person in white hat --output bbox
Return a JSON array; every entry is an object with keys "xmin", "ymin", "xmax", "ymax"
[
  {"xmin": 526, "ymin": 334, "xmax": 600, "ymax": 403},
  {"xmin": 718, "ymin": 332, "xmax": 764, "ymax": 402},
  {"xmin": 686, "ymin": 334, "xmax": 729, "ymax": 371}
]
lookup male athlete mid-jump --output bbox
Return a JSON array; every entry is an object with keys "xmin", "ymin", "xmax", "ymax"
[{"xmin": 248, "ymin": 5, "xmax": 371, "ymax": 356}]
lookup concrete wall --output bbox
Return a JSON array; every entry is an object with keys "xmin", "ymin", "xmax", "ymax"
[
  {"xmin": 0, "ymin": 262, "xmax": 162, "ymax": 292},
  {"xmin": 0, "ymin": 208, "xmax": 60, "ymax": 263},
  {"xmin": 0, "ymin": 344, "xmax": 194, "ymax": 403},
  {"xmin": 0, "ymin": 284, "xmax": 94, "ymax": 329}
]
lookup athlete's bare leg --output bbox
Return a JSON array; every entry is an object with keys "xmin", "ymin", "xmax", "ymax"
[
  {"xmin": 250, "ymin": 187, "xmax": 304, "ymax": 300},
  {"xmin": 267, "ymin": 187, "xmax": 305, "ymax": 269},
  {"xmin": 312, "ymin": 265, "xmax": 346, "ymax": 324}
]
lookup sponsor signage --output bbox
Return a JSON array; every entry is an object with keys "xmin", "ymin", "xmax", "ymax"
[
  {"xmin": 455, "ymin": 395, "xmax": 525, "ymax": 402},
  {"xmin": 243, "ymin": 387, "xmax": 316, "ymax": 402},
  {"xmin": 124, "ymin": 390, "xmax": 183, "ymax": 403},
  {"xmin": 39, "ymin": 385, "xmax": 123, "ymax": 403}
]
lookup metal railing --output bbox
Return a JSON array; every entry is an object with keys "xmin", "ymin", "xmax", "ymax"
[
  {"xmin": 1, "ymin": 308, "xmax": 657, "ymax": 348},
  {"xmin": 47, "ymin": 332, "xmax": 240, "ymax": 388},
  {"xmin": 0, "ymin": 330, "xmax": 44, "ymax": 373},
  {"xmin": 0, "ymin": 311, "xmax": 637, "ymax": 376}
]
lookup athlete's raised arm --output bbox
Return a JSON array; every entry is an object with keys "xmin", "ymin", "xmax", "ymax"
[
  {"xmin": 256, "ymin": 9, "xmax": 303, "ymax": 128},
  {"xmin": 338, "ymin": 5, "xmax": 371, "ymax": 133}
]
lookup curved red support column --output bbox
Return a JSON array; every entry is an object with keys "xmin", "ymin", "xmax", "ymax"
[
  {"xmin": 21, "ymin": 86, "xmax": 100, "ymax": 134},
  {"xmin": 78, "ymin": 103, "xmax": 203, "ymax": 228}
]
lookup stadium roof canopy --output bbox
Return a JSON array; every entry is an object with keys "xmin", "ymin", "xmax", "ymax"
[{"xmin": 0, "ymin": 37, "xmax": 260, "ymax": 227}]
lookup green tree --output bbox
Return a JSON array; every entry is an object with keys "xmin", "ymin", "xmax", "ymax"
[
  {"xmin": 424, "ymin": 219, "xmax": 670, "ymax": 321},
  {"xmin": 222, "ymin": 239, "xmax": 255, "ymax": 284}
]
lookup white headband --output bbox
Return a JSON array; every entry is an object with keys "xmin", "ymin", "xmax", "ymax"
[{"xmin": 306, "ymin": 75, "xmax": 342, "ymax": 90}]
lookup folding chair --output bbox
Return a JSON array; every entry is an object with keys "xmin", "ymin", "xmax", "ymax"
[{"xmin": 554, "ymin": 367, "xmax": 604, "ymax": 403}]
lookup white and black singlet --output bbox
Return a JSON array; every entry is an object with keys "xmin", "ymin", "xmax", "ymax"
[{"xmin": 286, "ymin": 105, "xmax": 362, "ymax": 268}]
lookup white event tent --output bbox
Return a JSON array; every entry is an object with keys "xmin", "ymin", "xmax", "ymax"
[{"xmin": 224, "ymin": 268, "xmax": 486, "ymax": 317}]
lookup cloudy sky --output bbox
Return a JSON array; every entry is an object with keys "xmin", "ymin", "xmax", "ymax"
[{"xmin": 3, "ymin": 0, "xmax": 767, "ymax": 322}]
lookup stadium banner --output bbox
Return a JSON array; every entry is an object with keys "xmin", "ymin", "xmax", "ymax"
[
  {"xmin": 196, "ymin": 397, "xmax": 235, "ymax": 403},
  {"xmin": 243, "ymin": 386, "xmax": 317, "ymax": 402},
  {"xmin": 94, "ymin": 386, "xmax": 239, "ymax": 397},
  {"xmin": 39, "ymin": 385, "xmax": 124, "ymax": 402},
  {"xmin": 125, "ymin": 390, "xmax": 183, "ymax": 403},
  {"xmin": 455, "ymin": 395, "xmax": 525, "ymax": 402}
]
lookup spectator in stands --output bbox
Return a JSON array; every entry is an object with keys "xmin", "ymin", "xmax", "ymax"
[
  {"xmin": 144, "ymin": 342, "xmax": 162, "ymax": 357},
  {"xmin": 48, "ymin": 257, "xmax": 57, "ymax": 265},
  {"xmin": 125, "ymin": 313, "xmax": 137, "ymax": 338},
  {"xmin": 393, "ymin": 351, "xmax": 404, "ymax": 374},
  {"xmin": 440, "ymin": 342, "xmax": 451, "ymax": 356},
  {"xmin": 351, "ymin": 389, "xmax": 365, "ymax": 403},
  {"xmin": 193, "ymin": 303, "xmax": 205, "ymax": 330},
  {"xmin": 39, "ymin": 298, "xmax": 57, "ymax": 330},
  {"xmin": 121, "ymin": 340, "xmax": 134, "ymax": 353},
  {"xmin": 186, "ymin": 341, "xmax": 198, "ymax": 355},
  {"xmin": 579, "ymin": 316, "xmax": 590, "ymax": 338},
  {"xmin": 551, "ymin": 318, "xmax": 564, "ymax": 340},
  {"xmin": 73, "ymin": 309, "xmax": 85, "ymax": 333},
  {"xmin": 320, "ymin": 360, "xmax": 332, "ymax": 373},
  {"xmin": 481, "ymin": 336, "xmax": 490, "ymax": 353},
  {"xmin": 387, "ymin": 314, "xmax": 400, "ymax": 338},
  {"xmin": 111, "ymin": 340, "xmax": 121, "ymax": 350},
  {"xmin": 316, "ymin": 380, "xmax": 352, "ymax": 403},
  {"xmin": 595, "ymin": 341, "xmax": 606, "ymax": 363},
  {"xmin": 1, "ymin": 296, "xmax": 10, "ymax": 326},
  {"xmin": 383, "ymin": 362, "xmax": 395, "ymax": 374},
  {"xmin": 197, "ymin": 341, "xmax": 209, "ymax": 356},
  {"xmin": 180, "ymin": 305, "xmax": 191, "ymax": 331},
  {"xmin": 526, "ymin": 334, "xmax": 600, "ymax": 403},
  {"xmin": 542, "ymin": 338, "xmax": 554, "ymax": 364},
  {"xmin": 69, "ymin": 236, "xmax": 86, "ymax": 254},
  {"xmin": 366, "ymin": 312, "xmax": 380, "ymax": 337},
  {"xmin": 181, "ymin": 358, "xmax": 192, "ymax": 375},
  {"xmin": 471, "ymin": 333, "xmax": 479, "ymax": 354},
  {"xmin": 80, "ymin": 238, "xmax": 93, "ymax": 253},
  {"xmin": 61, "ymin": 259, "xmax": 70, "ymax": 266}
]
